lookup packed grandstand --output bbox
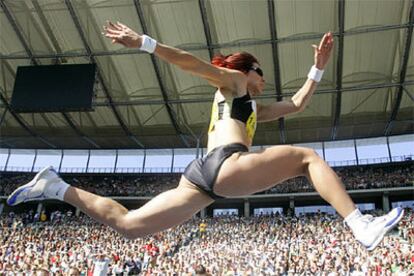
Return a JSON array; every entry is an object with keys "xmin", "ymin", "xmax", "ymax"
[
  {"xmin": 1, "ymin": 162, "xmax": 412, "ymax": 197},
  {"xmin": 0, "ymin": 161, "xmax": 413, "ymax": 275},
  {"xmin": 0, "ymin": 208, "xmax": 413, "ymax": 275}
]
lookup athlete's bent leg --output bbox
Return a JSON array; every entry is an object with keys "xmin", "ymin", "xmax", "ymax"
[
  {"xmin": 214, "ymin": 145, "xmax": 404, "ymax": 250},
  {"xmin": 215, "ymin": 146, "xmax": 354, "ymax": 216}
]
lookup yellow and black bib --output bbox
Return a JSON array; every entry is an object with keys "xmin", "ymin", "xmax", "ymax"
[{"xmin": 208, "ymin": 93, "xmax": 257, "ymax": 140}]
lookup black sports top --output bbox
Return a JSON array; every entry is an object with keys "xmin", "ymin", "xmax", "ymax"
[{"xmin": 208, "ymin": 92, "xmax": 257, "ymax": 140}]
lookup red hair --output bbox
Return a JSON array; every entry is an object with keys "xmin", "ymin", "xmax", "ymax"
[{"xmin": 211, "ymin": 52, "xmax": 258, "ymax": 73}]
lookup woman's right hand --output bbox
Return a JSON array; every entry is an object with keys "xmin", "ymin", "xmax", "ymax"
[{"xmin": 103, "ymin": 21, "xmax": 142, "ymax": 48}]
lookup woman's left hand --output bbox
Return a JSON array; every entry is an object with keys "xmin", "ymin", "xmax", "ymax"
[{"xmin": 313, "ymin": 32, "xmax": 334, "ymax": 70}]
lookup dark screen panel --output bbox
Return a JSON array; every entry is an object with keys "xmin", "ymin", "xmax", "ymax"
[{"xmin": 11, "ymin": 64, "xmax": 96, "ymax": 112}]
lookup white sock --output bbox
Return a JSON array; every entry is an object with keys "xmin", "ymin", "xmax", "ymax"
[
  {"xmin": 46, "ymin": 178, "xmax": 70, "ymax": 201},
  {"xmin": 344, "ymin": 208, "xmax": 363, "ymax": 233}
]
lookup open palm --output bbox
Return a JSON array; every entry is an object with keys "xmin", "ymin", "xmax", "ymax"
[
  {"xmin": 313, "ymin": 32, "xmax": 334, "ymax": 70},
  {"xmin": 103, "ymin": 21, "xmax": 142, "ymax": 48}
]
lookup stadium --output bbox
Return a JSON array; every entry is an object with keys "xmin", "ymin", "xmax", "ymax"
[{"xmin": 0, "ymin": 0, "xmax": 413, "ymax": 275}]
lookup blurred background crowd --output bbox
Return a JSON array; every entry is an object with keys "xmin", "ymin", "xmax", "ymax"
[{"xmin": 0, "ymin": 208, "xmax": 413, "ymax": 275}]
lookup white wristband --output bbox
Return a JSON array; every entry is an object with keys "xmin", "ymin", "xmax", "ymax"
[
  {"xmin": 307, "ymin": 65, "xmax": 324, "ymax": 82},
  {"xmin": 140, "ymin": 35, "xmax": 157, "ymax": 53}
]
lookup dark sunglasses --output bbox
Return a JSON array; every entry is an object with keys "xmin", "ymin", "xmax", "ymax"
[{"xmin": 250, "ymin": 66, "xmax": 263, "ymax": 77}]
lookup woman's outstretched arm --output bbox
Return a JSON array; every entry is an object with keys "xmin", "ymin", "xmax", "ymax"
[
  {"xmin": 103, "ymin": 21, "xmax": 243, "ymax": 93},
  {"xmin": 257, "ymin": 32, "xmax": 334, "ymax": 122}
]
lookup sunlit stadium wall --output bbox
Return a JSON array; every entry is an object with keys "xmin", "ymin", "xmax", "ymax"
[{"xmin": 0, "ymin": 134, "xmax": 412, "ymax": 173}]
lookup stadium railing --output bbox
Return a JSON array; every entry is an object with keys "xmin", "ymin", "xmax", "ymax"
[{"xmin": 1, "ymin": 154, "xmax": 412, "ymax": 173}]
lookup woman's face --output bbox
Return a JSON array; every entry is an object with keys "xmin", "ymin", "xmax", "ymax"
[{"xmin": 246, "ymin": 62, "xmax": 265, "ymax": 96}]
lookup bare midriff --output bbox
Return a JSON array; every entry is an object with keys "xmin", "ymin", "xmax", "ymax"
[{"xmin": 207, "ymin": 119, "xmax": 251, "ymax": 153}]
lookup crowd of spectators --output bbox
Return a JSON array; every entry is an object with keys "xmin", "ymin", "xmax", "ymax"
[
  {"xmin": 0, "ymin": 208, "xmax": 413, "ymax": 275},
  {"xmin": 264, "ymin": 162, "xmax": 413, "ymax": 194},
  {"xmin": 0, "ymin": 162, "xmax": 412, "ymax": 197},
  {"xmin": 0, "ymin": 174, "xmax": 180, "ymax": 198}
]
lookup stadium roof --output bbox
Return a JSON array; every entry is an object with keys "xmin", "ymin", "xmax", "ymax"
[{"xmin": 0, "ymin": 0, "xmax": 413, "ymax": 149}]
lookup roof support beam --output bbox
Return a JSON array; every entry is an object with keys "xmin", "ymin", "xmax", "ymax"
[
  {"xmin": 198, "ymin": 0, "xmax": 214, "ymax": 60},
  {"xmin": 2, "ymin": 23, "xmax": 410, "ymax": 60},
  {"xmin": 1, "ymin": 81, "xmax": 412, "ymax": 108},
  {"xmin": 31, "ymin": 0, "xmax": 64, "ymax": 64},
  {"xmin": 0, "ymin": 93, "xmax": 56, "ymax": 148},
  {"xmin": 64, "ymin": 0, "xmax": 144, "ymax": 148},
  {"xmin": 0, "ymin": 108, "xmax": 7, "ymax": 125},
  {"xmin": 268, "ymin": 0, "xmax": 286, "ymax": 143},
  {"xmin": 384, "ymin": 0, "xmax": 414, "ymax": 135},
  {"xmin": 61, "ymin": 113, "xmax": 100, "ymax": 148},
  {"xmin": 0, "ymin": 0, "xmax": 35, "ymax": 64},
  {"xmin": 133, "ymin": 0, "xmax": 190, "ymax": 148},
  {"xmin": 331, "ymin": 0, "xmax": 345, "ymax": 140},
  {"xmin": 196, "ymin": 0, "xmax": 219, "ymax": 143},
  {"xmin": 78, "ymin": 7, "xmax": 144, "ymax": 130},
  {"xmin": 0, "ymin": 0, "xmax": 56, "ymax": 148},
  {"xmin": 403, "ymin": 86, "xmax": 414, "ymax": 102}
]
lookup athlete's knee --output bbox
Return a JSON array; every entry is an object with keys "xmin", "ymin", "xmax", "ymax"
[
  {"xmin": 303, "ymin": 147, "xmax": 321, "ymax": 163},
  {"xmin": 116, "ymin": 217, "xmax": 144, "ymax": 240},
  {"xmin": 117, "ymin": 225, "xmax": 142, "ymax": 240},
  {"xmin": 294, "ymin": 147, "xmax": 321, "ymax": 173}
]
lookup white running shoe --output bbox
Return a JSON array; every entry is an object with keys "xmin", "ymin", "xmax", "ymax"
[
  {"xmin": 7, "ymin": 166, "xmax": 64, "ymax": 206},
  {"xmin": 354, "ymin": 207, "xmax": 404, "ymax": 251}
]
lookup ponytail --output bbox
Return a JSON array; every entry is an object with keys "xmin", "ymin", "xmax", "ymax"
[{"xmin": 211, "ymin": 52, "xmax": 258, "ymax": 74}]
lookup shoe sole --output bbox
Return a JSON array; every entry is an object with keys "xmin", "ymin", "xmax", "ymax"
[
  {"xmin": 6, "ymin": 166, "xmax": 53, "ymax": 206},
  {"xmin": 366, "ymin": 207, "xmax": 405, "ymax": 251}
]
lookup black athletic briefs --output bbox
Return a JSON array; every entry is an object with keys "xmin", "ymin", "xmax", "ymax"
[{"xmin": 183, "ymin": 143, "xmax": 248, "ymax": 199}]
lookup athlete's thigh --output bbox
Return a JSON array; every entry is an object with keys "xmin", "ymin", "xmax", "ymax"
[{"xmin": 214, "ymin": 145, "xmax": 312, "ymax": 196}]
